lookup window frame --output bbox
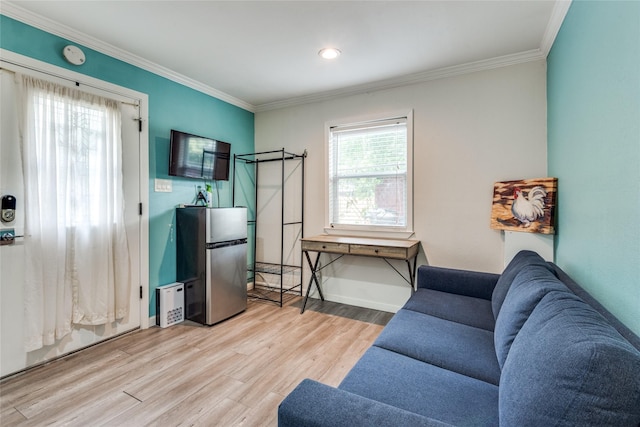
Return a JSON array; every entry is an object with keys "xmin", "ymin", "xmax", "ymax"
[{"xmin": 324, "ymin": 110, "xmax": 414, "ymax": 239}]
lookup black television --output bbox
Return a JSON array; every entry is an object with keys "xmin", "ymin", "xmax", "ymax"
[{"xmin": 168, "ymin": 129, "xmax": 231, "ymax": 180}]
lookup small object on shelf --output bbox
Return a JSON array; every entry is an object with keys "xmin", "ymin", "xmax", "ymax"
[
  {"xmin": 206, "ymin": 184, "xmax": 213, "ymax": 207},
  {"xmin": 194, "ymin": 186, "xmax": 209, "ymax": 206}
]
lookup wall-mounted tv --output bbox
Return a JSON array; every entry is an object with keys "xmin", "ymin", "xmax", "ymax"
[{"xmin": 169, "ymin": 129, "xmax": 231, "ymax": 181}]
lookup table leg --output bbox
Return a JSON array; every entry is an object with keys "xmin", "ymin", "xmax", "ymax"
[
  {"xmin": 302, "ymin": 251, "xmax": 324, "ymax": 314},
  {"xmin": 407, "ymin": 254, "xmax": 418, "ymax": 292}
]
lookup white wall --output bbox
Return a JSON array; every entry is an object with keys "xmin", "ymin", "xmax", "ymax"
[{"xmin": 255, "ymin": 60, "xmax": 548, "ymax": 312}]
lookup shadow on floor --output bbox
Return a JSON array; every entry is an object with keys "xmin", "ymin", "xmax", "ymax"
[{"xmin": 289, "ymin": 298, "xmax": 394, "ymax": 326}]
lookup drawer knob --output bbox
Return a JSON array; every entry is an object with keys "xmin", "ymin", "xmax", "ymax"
[
  {"xmin": 374, "ymin": 249, "xmax": 379, "ymax": 253},
  {"xmin": 322, "ymin": 245, "xmax": 326, "ymax": 249}
]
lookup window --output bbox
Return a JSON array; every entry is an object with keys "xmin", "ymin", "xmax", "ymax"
[
  {"xmin": 326, "ymin": 111, "xmax": 413, "ymax": 236},
  {"xmin": 31, "ymin": 93, "xmax": 121, "ymax": 227}
]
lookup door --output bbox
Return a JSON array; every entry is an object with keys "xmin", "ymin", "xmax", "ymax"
[
  {"xmin": 0, "ymin": 68, "xmax": 142, "ymax": 377},
  {"xmin": 106, "ymin": 100, "xmax": 141, "ymax": 335},
  {"xmin": 206, "ymin": 207, "xmax": 248, "ymax": 243},
  {"xmin": 206, "ymin": 241, "xmax": 248, "ymax": 325}
]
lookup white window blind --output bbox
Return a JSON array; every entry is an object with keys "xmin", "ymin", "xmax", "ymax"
[{"xmin": 328, "ymin": 113, "xmax": 412, "ymax": 233}]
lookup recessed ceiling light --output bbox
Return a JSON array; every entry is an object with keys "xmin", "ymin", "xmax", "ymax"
[{"xmin": 318, "ymin": 47, "xmax": 341, "ymax": 60}]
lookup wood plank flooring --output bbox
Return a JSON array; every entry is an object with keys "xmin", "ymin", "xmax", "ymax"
[{"xmin": 0, "ymin": 297, "xmax": 392, "ymax": 427}]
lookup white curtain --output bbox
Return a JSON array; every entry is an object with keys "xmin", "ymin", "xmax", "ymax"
[{"xmin": 20, "ymin": 75, "xmax": 130, "ymax": 352}]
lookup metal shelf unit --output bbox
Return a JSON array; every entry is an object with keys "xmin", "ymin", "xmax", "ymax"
[{"xmin": 232, "ymin": 148, "xmax": 306, "ymax": 306}]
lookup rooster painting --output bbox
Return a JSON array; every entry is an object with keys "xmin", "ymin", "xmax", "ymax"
[
  {"xmin": 490, "ymin": 178, "xmax": 557, "ymax": 234},
  {"xmin": 511, "ymin": 186, "xmax": 547, "ymax": 227}
]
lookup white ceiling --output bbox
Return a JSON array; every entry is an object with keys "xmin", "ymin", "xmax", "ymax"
[{"xmin": 3, "ymin": 1, "xmax": 570, "ymax": 112}]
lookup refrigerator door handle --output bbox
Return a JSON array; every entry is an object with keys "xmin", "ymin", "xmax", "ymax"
[{"xmin": 206, "ymin": 238, "xmax": 248, "ymax": 250}]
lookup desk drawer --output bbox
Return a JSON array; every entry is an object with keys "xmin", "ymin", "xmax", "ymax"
[
  {"xmin": 302, "ymin": 240, "xmax": 349, "ymax": 254},
  {"xmin": 350, "ymin": 244, "xmax": 407, "ymax": 259}
]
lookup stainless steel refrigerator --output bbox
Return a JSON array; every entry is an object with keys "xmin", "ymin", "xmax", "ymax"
[{"xmin": 176, "ymin": 207, "xmax": 247, "ymax": 325}]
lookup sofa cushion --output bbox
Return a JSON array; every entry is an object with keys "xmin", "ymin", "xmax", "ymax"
[
  {"xmin": 403, "ymin": 288, "xmax": 495, "ymax": 331},
  {"xmin": 500, "ymin": 291, "xmax": 640, "ymax": 426},
  {"xmin": 340, "ymin": 346, "xmax": 499, "ymax": 426},
  {"xmin": 279, "ymin": 379, "xmax": 453, "ymax": 427},
  {"xmin": 374, "ymin": 309, "xmax": 501, "ymax": 385},
  {"xmin": 491, "ymin": 250, "xmax": 553, "ymax": 319},
  {"xmin": 493, "ymin": 264, "xmax": 570, "ymax": 369},
  {"xmin": 416, "ymin": 265, "xmax": 499, "ymax": 300}
]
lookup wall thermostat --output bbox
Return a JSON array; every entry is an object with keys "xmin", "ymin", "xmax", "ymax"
[{"xmin": 62, "ymin": 45, "xmax": 86, "ymax": 66}]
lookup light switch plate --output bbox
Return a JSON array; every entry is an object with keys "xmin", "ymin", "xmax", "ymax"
[{"xmin": 154, "ymin": 178, "xmax": 172, "ymax": 193}]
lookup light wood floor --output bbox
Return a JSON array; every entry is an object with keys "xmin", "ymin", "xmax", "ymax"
[{"xmin": 0, "ymin": 297, "xmax": 392, "ymax": 426}]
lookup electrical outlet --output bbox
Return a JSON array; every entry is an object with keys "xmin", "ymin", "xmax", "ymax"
[
  {"xmin": 0, "ymin": 228, "xmax": 15, "ymax": 246},
  {"xmin": 154, "ymin": 179, "xmax": 172, "ymax": 193}
]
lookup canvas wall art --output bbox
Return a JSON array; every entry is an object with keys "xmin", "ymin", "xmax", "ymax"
[{"xmin": 490, "ymin": 177, "xmax": 557, "ymax": 234}]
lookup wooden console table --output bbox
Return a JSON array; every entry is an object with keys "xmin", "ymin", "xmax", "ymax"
[{"xmin": 300, "ymin": 235, "xmax": 420, "ymax": 313}]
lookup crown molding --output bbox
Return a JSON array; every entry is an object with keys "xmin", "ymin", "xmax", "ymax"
[
  {"xmin": 256, "ymin": 0, "xmax": 571, "ymax": 113},
  {"xmin": 3, "ymin": 0, "xmax": 571, "ymax": 115},
  {"xmin": 255, "ymin": 48, "xmax": 546, "ymax": 112},
  {"xmin": 1, "ymin": 2, "xmax": 256, "ymax": 113},
  {"xmin": 540, "ymin": 0, "xmax": 572, "ymax": 56}
]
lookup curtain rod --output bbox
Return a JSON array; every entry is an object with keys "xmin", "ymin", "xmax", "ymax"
[{"xmin": 0, "ymin": 62, "xmax": 139, "ymax": 107}]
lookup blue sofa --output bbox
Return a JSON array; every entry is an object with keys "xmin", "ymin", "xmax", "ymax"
[{"xmin": 278, "ymin": 250, "xmax": 640, "ymax": 426}]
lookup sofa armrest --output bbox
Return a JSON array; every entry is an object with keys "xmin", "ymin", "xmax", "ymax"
[
  {"xmin": 416, "ymin": 265, "xmax": 499, "ymax": 300},
  {"xmin": 278, "ymin": 379, "xmax": 453, "ymax": 427}
]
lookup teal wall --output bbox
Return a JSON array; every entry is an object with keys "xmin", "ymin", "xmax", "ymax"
[
  {"xmin": 1, "ymin": 15, "xmax": 255, "ymax": 316},
  {"xmin": 548, "ymin": 1, "xmax": 640, "ymax": 335}
]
